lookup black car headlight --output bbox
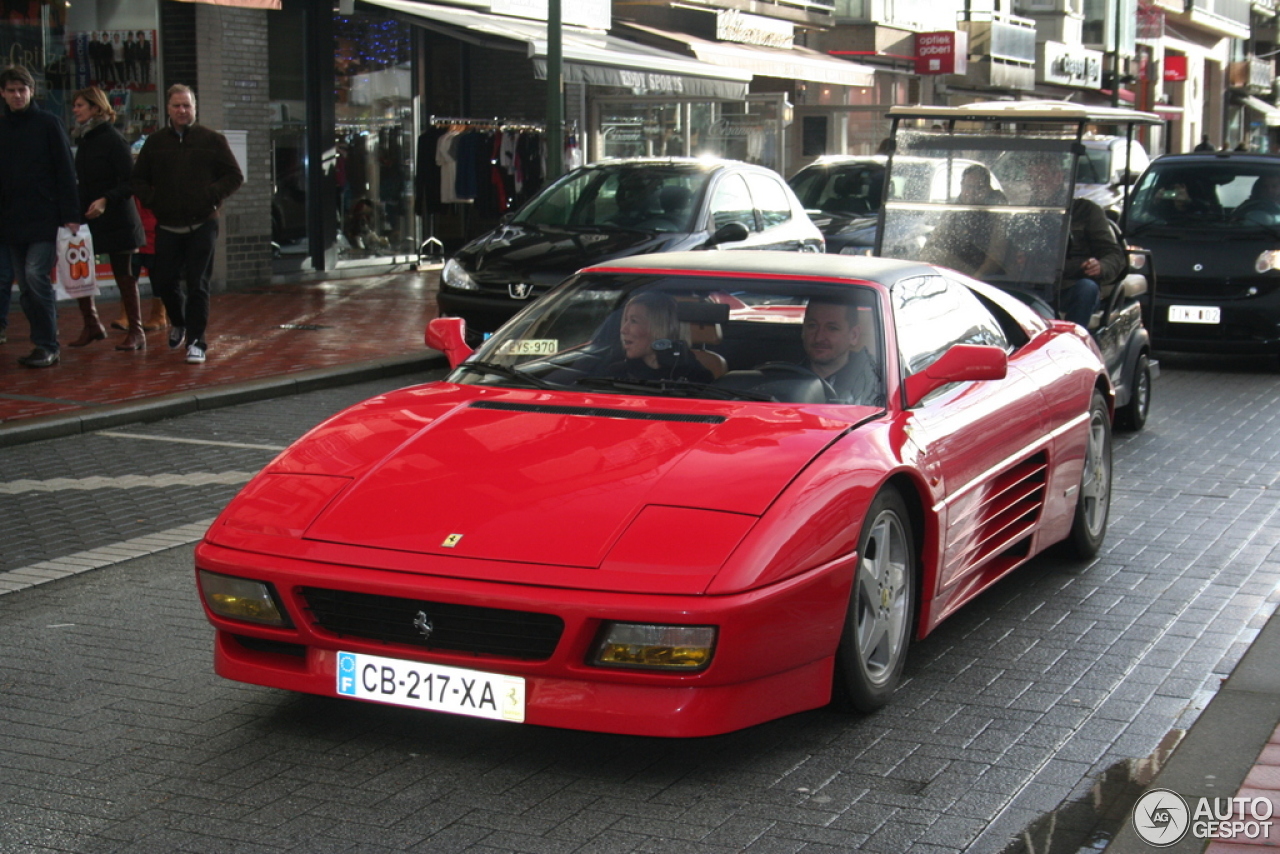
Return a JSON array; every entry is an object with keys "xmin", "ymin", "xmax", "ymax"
[{"xmin": 442, "ymin": 258, "xmax": 479, "ymax": 291}]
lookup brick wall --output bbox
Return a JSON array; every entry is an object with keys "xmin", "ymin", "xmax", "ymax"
[
  {"xmin": 159, "ymin": 0, "xmax": 273, "ymax": 291},
  {"xmin": 196, "ymin": 4, "xmax": 273, "ymax": 290}
]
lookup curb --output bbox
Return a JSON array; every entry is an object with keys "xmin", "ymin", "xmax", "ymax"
[
  {"xmin": 0, "ymin": 352, "xmax": 448, "ymax": 448},
  {"xmin": 1104, "ymin": 605, "xmax": 1280, "ymax": 852}
]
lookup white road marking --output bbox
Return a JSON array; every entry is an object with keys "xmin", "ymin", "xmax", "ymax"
[
  {"xmin": 99, "ymin": 431, "xmax": 288, "ymax": 451},
  {"xmin": 0, "ymin": 519, "xmax": 215, "ymax": 596},
  {"xmin": 0, "ymin": 473, "xmax": 257, "ymax": 494}
]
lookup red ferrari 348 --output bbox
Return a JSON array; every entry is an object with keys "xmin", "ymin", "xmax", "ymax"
[{"xmin": 196, "ymin": 251, "xmax": 1113, "ymax": 737}]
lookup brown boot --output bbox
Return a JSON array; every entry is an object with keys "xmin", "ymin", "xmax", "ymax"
[
  {"xmin": 69, "ymin": 297, "xmax": 107, "ymax": 347},
  {"xmin": 111, "ymin": 307, "xmax": 129, "ymax": 331},
  {"xmin": 115, "ymin": 277, "xmax": 146, "ymax": 351},
  {"xmin": 141, "ymin": 297, "xmax": 168, "ymax": 332}
]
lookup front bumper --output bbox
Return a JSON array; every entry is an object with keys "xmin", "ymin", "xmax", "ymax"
[{"xmin": 197, "ymin": 541, "xmax": 854, "ymax": 737}]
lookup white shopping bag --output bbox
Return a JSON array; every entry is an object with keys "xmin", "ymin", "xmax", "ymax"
[{"xmin": 52, "ymin": 226, "xmax": 100, "ymax": 301}]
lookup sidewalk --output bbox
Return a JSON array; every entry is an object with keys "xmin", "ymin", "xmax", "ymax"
[{"xmin": 0, "ymin": 269, "xmax": 447, "ymax": 447}]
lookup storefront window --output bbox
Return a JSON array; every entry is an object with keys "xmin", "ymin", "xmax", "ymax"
[
  {"xmin": 269, "ymin": 4, "xmax": 308, "ymax": 265},
  {"xmin": 2, "ymin": 3, "xmax": 159, "ymax": 141},
  {"xmin": 334, "ymin": 15, "xmax": 416, "ymax": 263},
  {"xmin": 595, "ymin": 97, "xmax": 788, "ymax": 173}
]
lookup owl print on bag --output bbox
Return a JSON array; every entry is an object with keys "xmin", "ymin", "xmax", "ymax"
[{"xmin": 65, "ymin": 238, "xmax": 93, "ymax": 281}]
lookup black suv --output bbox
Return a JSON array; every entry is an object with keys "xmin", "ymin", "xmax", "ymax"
[
  {"xmin": 1124, "ymin": 151, "xmax": 1280, "ymax": 355},
  {"xmin": 438, "ymin": 158, "xmax": 824, "ymax": 331}
]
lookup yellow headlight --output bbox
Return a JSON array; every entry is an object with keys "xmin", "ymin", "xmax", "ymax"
[
  {"xmin": 593, "ymin": 623, "xmax": 716, "ymax": 671},
  {"xmin": 199, "ymin": 570, "xmax": 289, "ymax": 627}
]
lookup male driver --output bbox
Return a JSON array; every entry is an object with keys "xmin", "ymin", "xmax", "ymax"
[
  {"xmin": 800, "ymin": 300, "xmax": 882, "ymax": 405},
  {"xmin": 1026, "ymin": 155, "xmax": 1125, "ymax": 329},
  {"xmin": 132, "ymin": 83, "xmax": 243, "ymax": 365},
  {"xmin": 0, "ymin": 65, "xmax": 80, "ymax": 368}
]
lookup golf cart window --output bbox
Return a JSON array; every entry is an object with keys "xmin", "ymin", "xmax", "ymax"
[{"xmin": 879, "ymin": 130, "xmax": 1074, "ymax": 303}]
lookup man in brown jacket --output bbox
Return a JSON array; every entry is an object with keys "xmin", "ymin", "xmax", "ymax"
[{"xmin": 132, "ymin": 83, "xmax": 243, "ymax": 365}]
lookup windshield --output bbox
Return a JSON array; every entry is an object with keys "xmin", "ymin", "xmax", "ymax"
[
  {"xmin": 879, "ymin": 129, "xmax": 1075, "ymax": 301},
  {"xmin": 512, "ymin": 164, "xmax": 712, "ymax": 233},
  {"xmin": 1127, "ymin": 161, "xmax": 1280, "ymax": 233},
  {"xmin": 790, "ymin": 161, "xmax": 885, "ymax": 216},
  {"xmin": 449, "ymin": 272, "xmax": 886, "ymax": 407}
]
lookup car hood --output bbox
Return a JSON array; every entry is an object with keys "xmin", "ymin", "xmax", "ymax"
[
  {"xmin": 458, "ymin": 223, "xmax": 697, "ymax": 283},
  {"xmin": 271, "ymin": 386, "xmax": 858, "ymax": 569}
]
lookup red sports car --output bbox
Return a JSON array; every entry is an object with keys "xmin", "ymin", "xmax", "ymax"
[{"xmin": 196, "ymin": 252, "xmax": 1112, "ymax": 737}]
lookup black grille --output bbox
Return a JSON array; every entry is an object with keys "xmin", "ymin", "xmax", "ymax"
[{"xmin": 300, "ymin": 588, "xmax": 563, "ymax": 660}]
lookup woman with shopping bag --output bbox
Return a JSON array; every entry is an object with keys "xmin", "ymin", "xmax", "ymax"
[{"xmin": 70, "ymin": 86, "xmax": 145, "ymax": 350}]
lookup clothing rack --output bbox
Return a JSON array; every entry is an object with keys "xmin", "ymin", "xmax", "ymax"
[{"xmin": 417, "ymin": 115, "xmax": 560, "ymax": 265}]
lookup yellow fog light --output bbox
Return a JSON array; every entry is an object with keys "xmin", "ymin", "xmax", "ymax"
[
  {"xmin": 198, "ymin": 570, "xmax": 290, "ymax": 627},
  {"xmin": 593, "ymin": 623, "xmax": 716, "ymax": 671}
]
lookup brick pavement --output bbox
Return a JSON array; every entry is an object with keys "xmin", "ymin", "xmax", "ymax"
[{"xmin": 0, "ymin": 271, "xmax": 441, "ymax": 430}]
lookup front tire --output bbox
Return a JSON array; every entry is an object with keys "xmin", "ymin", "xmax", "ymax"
[
  {"xmin": 1116, "ymin": 353, "xmax": 1151, "ymax": 431},
  {"xmin": 836, "ymin": 489, "xmax": 916, "ymax": 712},
  {"xmin": 1067, "ymin": 390, "xmax": 1112, "ymax": 558}
]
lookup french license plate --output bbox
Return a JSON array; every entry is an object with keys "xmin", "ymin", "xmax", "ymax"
[
  {"xmin": 1168, "ymin": 305, "xmax": 1221, "ymax": 324},
  {"xmin": 336, "ymin": 651, "xmax": 525, "ymax": 723}
]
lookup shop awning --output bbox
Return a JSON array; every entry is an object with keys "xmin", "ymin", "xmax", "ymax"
[
  {"xmin": 618, "ymin": 21, "xmax": 877, "ymax": 88},
  {"xmin": 1235, "ymin": 94, "xmax": 1280, "ymax": 127},
  {"xmin": 364, "ymin": 0, "xmax": 751, "ymax": 100},
  {"xmin": 172, "ymin": 0, "xmax": 281, "ymax": 7}
]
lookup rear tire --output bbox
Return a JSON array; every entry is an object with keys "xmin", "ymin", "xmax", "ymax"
[
  {"xmin": 836, "ymin": 489, "xmax": 915, "ymax": 712},
  {"xmin": 1067, "ymin": 390, "xmax": 1112, "ymax": 559},
  {"xmin": 1116, "ymin": 353, "xmax": 1151, "ymax": 431}
]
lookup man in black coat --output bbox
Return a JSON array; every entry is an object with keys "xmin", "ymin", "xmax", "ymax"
[
  {"xmin": 0, "ymin": 65, "xmax": 80, "ymax": 367},
  {"xmin": 132, "ymin": 83, "xmax": 243, "ymax": 365}
]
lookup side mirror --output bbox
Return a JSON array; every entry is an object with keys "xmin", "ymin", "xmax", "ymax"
[
  {"xmin": 704, "ymin": 220, "xmax": 751, "ymax": 248},
  {"xmin": 425, "ymin": 317, "xmax": 474, "ymax": 369},
  {"xmin": 903, "ymin": 344, "xmax": 1007, "ymax": 408}
]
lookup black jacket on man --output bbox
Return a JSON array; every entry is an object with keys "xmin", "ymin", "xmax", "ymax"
[
  {"xmin": 1063, "ymin": 198, "xmax": 1125, "ymax": 288},
  {"xmin": 0, "ymin": 101, "xmax": 78, "ymax": 244},
  {"xmin": 132, "ymin": 122, "xmax": 243, "ymax": 229},
  {"xmin": 75, "ymin": 119, "xmax": 144, "ymax": 254}
]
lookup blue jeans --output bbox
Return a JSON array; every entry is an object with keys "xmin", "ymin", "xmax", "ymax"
[
  {"xmin": 0, "ymin": 244, "xmax": 12, "ymax": 332},
  {"xmin": 11, "ymin": 242, "xmax": 58, "ymax": 353},
  {"xmin": 1062, "ymin": 278, "xmax": 1100, "ymax": 329}
]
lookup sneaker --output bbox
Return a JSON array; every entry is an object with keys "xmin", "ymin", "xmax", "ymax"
[
  {"xmin": 17, "ymin": 347, "xmax": 59, "ymax": 368},
  {"xmin": 168, "ymin": 326, "xmax": 186, "ymax": 350},
  {"xmin": 186, "ymin": 343, "xmax": 206, "ymax": 365}
]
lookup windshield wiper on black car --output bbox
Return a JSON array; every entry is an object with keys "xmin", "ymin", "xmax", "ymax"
[
  {"xmin": 576, "ymin": 376, "xmax": 773, "ymax": 401},
  {"xmin": 459, "ymin": 360, "xmax": 562, "ymax": 390}
]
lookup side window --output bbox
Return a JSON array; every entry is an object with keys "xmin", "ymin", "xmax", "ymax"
[
  {"xmin": 893, "ymin": 275, "xmax": 1008, "ymax": 377},
  {"xmin": 746, "ymin": 174, "xmax": 793, "ymax": 228},
  {"xmin": 710, "ymin": 174, "xmax": 758, "ymax": 232}
]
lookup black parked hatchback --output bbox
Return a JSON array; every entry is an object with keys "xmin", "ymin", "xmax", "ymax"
[
  {"xmin": 437, "ymin": 158, "xmax": 824, "ymax": 331},
  {"xmin": 1124, "ymin": 151, "xmax": 1280, "ymax": 355}
]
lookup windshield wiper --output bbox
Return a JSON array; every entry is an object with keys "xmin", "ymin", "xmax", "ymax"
[
  {"xmin": 576, "ymin": 376, "xmax": 773, "ymax": 401},
  {"xmin": 459, "ymin": 360, "xmax": 562, "ymax": 390}
]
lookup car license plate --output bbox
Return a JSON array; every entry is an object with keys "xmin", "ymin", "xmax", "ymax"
[
  {"xmin": 1168, "ymin": 305, "xmax": 1221, "ymax": 324},
  {"xmin": 336, "ymin": 651, "xmax": 525, "ymax": 723}
]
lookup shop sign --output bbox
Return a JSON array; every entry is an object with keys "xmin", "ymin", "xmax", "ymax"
[
  {"xmin": 1163, "ymin": 55, "xmax": 1188, "ymax": 81},
  {"xmin": 715, "ymin": 10, "xmax": 793, "ymax": 49},
  {"xmin": 705, "ymin": 116, "xmax": 763, "ymax": 141},
  {"xmin": 915, "ymin": 31, "xmax": 967, "ymax": 75},
  {"xmin": 1040, "ymin": 41, "xmax": 1103, "ymax": 88}
]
